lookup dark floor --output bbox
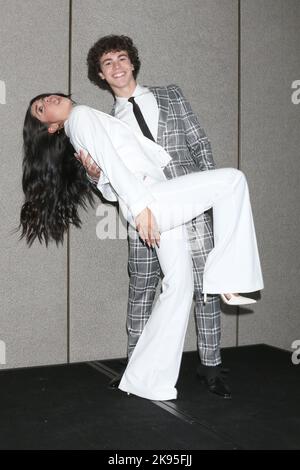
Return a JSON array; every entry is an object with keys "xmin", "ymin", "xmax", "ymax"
[{"xmin": 0, "ymin": 344, "xmax": 299, "ymax": 450}]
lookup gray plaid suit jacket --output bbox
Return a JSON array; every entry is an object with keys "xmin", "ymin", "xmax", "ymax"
[{"xmin": 111, "ymin": 84, "xmax": 221, "ymax": 366}]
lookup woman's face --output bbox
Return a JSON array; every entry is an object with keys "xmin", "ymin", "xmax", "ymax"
[{"xmin": 31, "ymin": 95, "xmax": 73, "ymax": 133}]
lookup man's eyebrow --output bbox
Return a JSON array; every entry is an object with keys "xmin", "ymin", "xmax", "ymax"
[
  {"xmin": 101, "ymin": 57, "xmax": 112, "ymax": 64},
  {"xmin": 101, "ymin": 53, "xmax": 128, "ymax": 64}
]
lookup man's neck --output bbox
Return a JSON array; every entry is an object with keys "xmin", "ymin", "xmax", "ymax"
[{"xmin": 113, "ymin": 80, "xmax": 137, "ymax": 98}]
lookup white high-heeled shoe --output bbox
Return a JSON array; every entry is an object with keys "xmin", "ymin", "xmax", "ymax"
[{"xmin": 220, "ymin": 294, "xmax": 256, "ymax": 306}]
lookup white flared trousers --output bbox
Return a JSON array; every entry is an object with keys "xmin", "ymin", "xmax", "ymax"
[{"xmin": 119, "ymin": 168, "xmax": 264, "ymax": 401}]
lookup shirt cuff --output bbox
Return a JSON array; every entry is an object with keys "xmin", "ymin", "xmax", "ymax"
[{"xmin": 129, "ymin": 194, "xmax": 156, "ymax": 219}]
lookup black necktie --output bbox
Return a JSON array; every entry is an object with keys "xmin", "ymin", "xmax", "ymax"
[{"xmin": 128, "ymin": 96, "xmax": 155, "ymax": 142}]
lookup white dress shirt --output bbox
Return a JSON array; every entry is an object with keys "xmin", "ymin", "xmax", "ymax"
[
  {"xmin": 64, "ymin": 105, "xmax": 171, "ymax": 220},
  {"xmin": 115, "ymin": 84, "xmax": 159, "ymax": 142}
]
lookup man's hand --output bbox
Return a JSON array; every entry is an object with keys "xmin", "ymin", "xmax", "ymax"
[
  {"xmin": 74, "ymin": 150, "xmax": 101, "ymax": 183},
  {"xmin": 135, "ymin": 207, "xmax": 160, "ymax": 248}
]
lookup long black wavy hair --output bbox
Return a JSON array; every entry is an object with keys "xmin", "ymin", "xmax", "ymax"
[{"xmin": 20, "ymin": 93, "xmax": 96, "ymax": 246}]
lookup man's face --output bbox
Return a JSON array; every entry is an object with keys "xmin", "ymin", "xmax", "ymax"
[{"xmin": 99, "ymin": 50, "xmax": 135, "ymax": 93}]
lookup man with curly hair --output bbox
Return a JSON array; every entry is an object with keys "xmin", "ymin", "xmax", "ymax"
[{"xmin": 85, "ymin": 35, "xmax": 231, "ymax": 399}]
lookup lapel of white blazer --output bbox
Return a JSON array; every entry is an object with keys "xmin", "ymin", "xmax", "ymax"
[{"xmin": 148, "ymin": 86, "xmax": 169, "ymax": 146}]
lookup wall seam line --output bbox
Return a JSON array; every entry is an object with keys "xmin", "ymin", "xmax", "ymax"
[
  {"xmin": 236, "ymin": 0, "xmax": 241, "ymax": 347},
  {"xmin": 67, "ymin": 0, "xmax": 73, "ymax": 363}
]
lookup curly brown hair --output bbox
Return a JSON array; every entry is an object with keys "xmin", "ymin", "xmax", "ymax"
[{"xmin": 87, "ymin": 35, "xmax": 141, "ymax": 96}]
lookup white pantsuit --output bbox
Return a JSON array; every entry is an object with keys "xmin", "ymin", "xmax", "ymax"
[
  {"xmin": 65, "ymin": 105, "xmax": 264, "ymax": 401},
  {"xmin": 119, "ymin": 168, "xmax": 263, "ymax": 400}
]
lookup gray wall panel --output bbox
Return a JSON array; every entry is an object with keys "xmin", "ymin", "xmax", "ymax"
[
  {"xmin": 70, "ymin": 0, "xmax": 238, "ymax": 361},
  {"xmin": 0, "ymin": 0, "xmax": 69, "ymax": 369},
  {"xmin": 4, "ymin": 0, "xmax": 295, "ymax": 369},
  {"xmin": 239, "ymin": 0, "xmax": 300, "ymax": 349}
]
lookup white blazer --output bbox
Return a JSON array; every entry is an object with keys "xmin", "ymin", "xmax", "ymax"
[{"xmin": 64, "ymin": 105, "xmax": 171, "ymax": 220}]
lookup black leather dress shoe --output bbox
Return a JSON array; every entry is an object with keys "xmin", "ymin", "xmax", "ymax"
[
  {"xmin": 197, "ymin": 365, "xmax": 231, "ymax": 399},
  {"xmin": 108, "ymin": 374, "xmax": 122, "ymax": 390},
  {"xmin": 205, "ymin": 376, "xmax": 231, "ymax": 399}
]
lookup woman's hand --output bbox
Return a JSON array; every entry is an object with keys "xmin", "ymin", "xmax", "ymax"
[
  {"xmin": 74, "ymin": 150, "xmax": 101, "ymax": 182},
  {"xmin": 135, "ymin": 208, "xmax": 160, "ymax": 248}
]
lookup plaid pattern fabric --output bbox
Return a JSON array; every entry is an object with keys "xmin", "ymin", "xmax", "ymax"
[{"xmin": 112, "ymin": 84, "xmax": 221, "ymax": 366}]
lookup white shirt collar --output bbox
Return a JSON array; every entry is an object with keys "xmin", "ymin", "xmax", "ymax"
[{"xmin": 115, "ymin": 84, "xmax": 150, "ymax": 105}]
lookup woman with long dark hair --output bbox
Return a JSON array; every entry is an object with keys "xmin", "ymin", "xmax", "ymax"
[
  {"xmin": 20, "ymin": 93, "xmax": 264, "ymax": 401},
  {"xmin": 21, "ymin": 93, "xmax": 98, "ymax": 246}
]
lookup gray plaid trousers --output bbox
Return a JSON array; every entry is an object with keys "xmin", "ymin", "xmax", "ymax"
[{"xmin": 113, "ymin": 84, "xmax": 222, "ymax": 366}]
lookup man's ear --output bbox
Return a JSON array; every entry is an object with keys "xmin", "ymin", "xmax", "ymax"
[
  {"xmin": 48, "ymin": 123, "xmax": 59, "ymax": 134},
  {"xmin": 98, "ymin": 71, "xmax": 105, "ymax": 80}
]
